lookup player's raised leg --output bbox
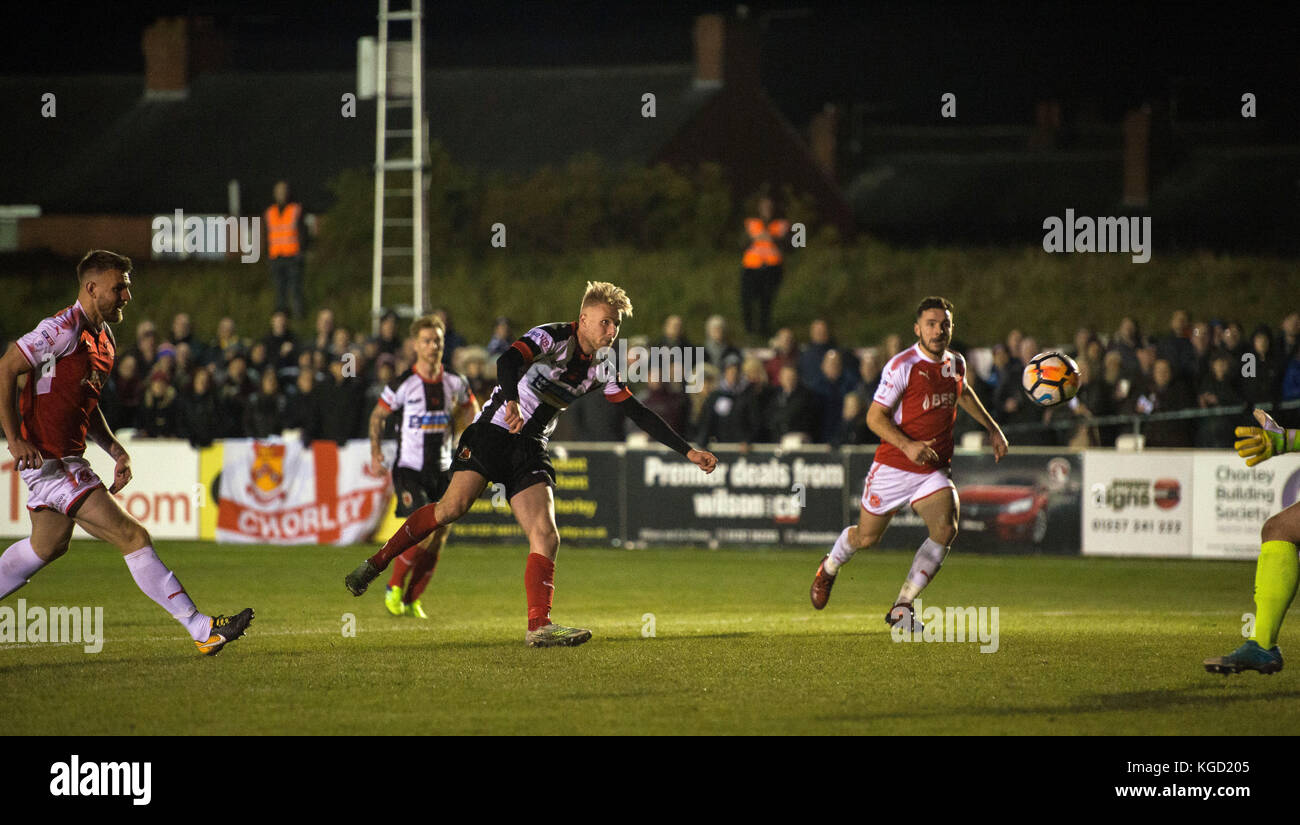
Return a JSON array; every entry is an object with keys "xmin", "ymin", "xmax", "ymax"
[
  {"xmin": 1205, "ymin": 501, "xmax": 1300, "ymax": 675},
  {"xmin": 74, "ymin": 488, "xmax": 253, "ymax": 655},
  {"xmin": 888, "ymin": 485, "xmax": 958, "ymax": 629},
  {"xmin": 811, "ymin": 507, "xmax": 893, "ymax": 610},
  {"xmin": 511, "ymin": 483, "xmax": 589, "ymax": 648},
  {"xmin": 0, "ymin": 509, "xmax": 74, "ymax": 600},
  {"xmin": 346, "ymin": 469, "xmax": 486, "ymax": 595}
]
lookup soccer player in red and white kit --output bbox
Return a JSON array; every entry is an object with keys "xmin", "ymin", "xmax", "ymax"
[
  {"xmin": 0, "ymin": 250, "xmax": 253, "ymax": 655},
  {"xmin": 368, "ymin": 315, "xmax": 479, "ymax": 619},
  {"xmin": 346, "ymin": 281, "xmax": 718, "ymax": 647},
  {"xmin": 810, "ymin": 296, "xmax": 1008, "ymax": 629}
]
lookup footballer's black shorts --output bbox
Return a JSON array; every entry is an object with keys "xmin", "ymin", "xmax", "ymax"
[
  {"xmin": 391, "ymin": 465, "xmax": 452, "ymax": 518},
  {"xmin": 448, "ymin": 420, "xmax": 556, "ymax": 501}
]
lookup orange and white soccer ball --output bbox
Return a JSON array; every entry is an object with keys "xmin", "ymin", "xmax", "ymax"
[{"xmin": 1021, "ymin": 351, "xmax": 1080, "ymax": 407}]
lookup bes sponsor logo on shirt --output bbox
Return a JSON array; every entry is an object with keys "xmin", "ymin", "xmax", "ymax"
[
  {"xmin": 407, "ymin": 411, "xmax": 449, "ymax": 432},
  {"xmin": 921, "ymin": 392, "xmax": 956, "ymax": 411}
]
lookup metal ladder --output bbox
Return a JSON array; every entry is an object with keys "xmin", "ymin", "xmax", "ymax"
[{"xmin": 370, "ymin": 0, "xmax": 428, "ymax": 333}]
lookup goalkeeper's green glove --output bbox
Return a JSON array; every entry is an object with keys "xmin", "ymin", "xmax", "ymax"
[{"xmin": 1234, "ymin": 408, "xmax": 1300, "ymax": 466}]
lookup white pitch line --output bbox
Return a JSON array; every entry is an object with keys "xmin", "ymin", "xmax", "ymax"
[{"xmin": 0, "ymin": 609, "xmax": 1237, "ymax": 652}]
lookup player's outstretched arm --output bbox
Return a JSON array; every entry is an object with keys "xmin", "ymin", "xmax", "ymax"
[
  {"xmin": 957, "ymin": 381, "xmax": 1009, "ymax": 462},
  {"xmin": 87, "ymin": 405, "xmax": 132, "ymax": 493},
  {"xmin": 1236, "ymin": 408, "xmax": 1300, "ymax": 466},
  {"xmin": 0, "ymin": 343, "xmax": 42, "ymax": 470},
  {"xmin": 618, "ymin": 395, "xmax": 717, "ymax": 473}
]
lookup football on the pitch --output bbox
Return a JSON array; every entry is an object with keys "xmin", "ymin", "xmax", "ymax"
[{"xmin": 1021, "ymin": 351, "xmax": 1080, "ymax": 407}]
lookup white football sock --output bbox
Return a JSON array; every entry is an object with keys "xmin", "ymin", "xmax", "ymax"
[
  {"xmin": 823, "ymin": 527, "xmax": 855, "ymax": 576},
  {"xmin": 123, "ymin": 546, "xmax": 212, "ymax": 641},
  {"xmin": 0, "ymin": 538, "xmax": 47, "ymax": 600},
  {"xmin": 897, "ymin": 537, "xmax": 949, "ymax": 603}
]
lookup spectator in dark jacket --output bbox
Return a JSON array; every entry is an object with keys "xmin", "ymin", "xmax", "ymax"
[
  {"xmin": 216, "ymin": 355, "xmax": 254, "ymax": 438},
  {"xmin": 1195, "ymin": 351, "xmax": 1246, "ymax": 447},
  {"xmin": 1071, "ymin": 356, "xmax": 1117, "ymax": 446},
  {"xmin": 244, "ymin": 370, "xmax": 287, "ymax": 438},
  {"xmin": 1242, "ymin": 324, "xmax": 1283, "ymax": 409},
  {"xmin": 180, "ymin": 368, "xmax": 221, "ymax": 448},
  {"xmin": 1143, "ymin": 358, "xmax": 1197, "ymax": 447},
  {"xmin": 701, "ymin": 358, "xmax": 758, "ymax": 446},
  {"xmin": 797, "ymin": 319, "xmax": 834, "ymax": 388},
  {"xmin": 1108, "ymin": 316, "xmax": 1143, "ymax": 382},
  {"xmin": 739, "ymin": 357, "xmax": 775, "ymax": 443},
  {"xmin": 767, "ymin": 364, "xmax": 818, "ymax": 442},
  {"xmin": 284, "ymin": 368, "xmax": 327, "ymax": 444},
  {"xmin": 136, "ymin": 370, "xmax": 181, "ymax": 438},
  {"xmin": 320, "ymin": 360, "xmax": 367, "ymax": 443},
  {"xmin": 262, "ymin": 309, "xmax": 298, "ymax": 373},
  {"xmin": 1156, "ymin": 309, "xmax": 1199, "ymax": 384},
  {"xmin": 372, "ymin": 309, "xmax": 402, "ymax": 357},
  {"xmin": 809, "ymin": 350, "xmax": 860, "ymax": 444}
]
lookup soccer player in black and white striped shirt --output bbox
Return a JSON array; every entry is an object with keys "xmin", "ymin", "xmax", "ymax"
[
  {"xmin": 346, "ymin": 282, "xmax": 718, "ymax": 647},
  {"xmin": 368, "ymin": 315, "xmax": 478, "ymax": 618}
]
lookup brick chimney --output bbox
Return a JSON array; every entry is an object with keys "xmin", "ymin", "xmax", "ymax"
[
  {"xmin": 1122, "ymin": 105, "xmax": 1151, "ymax": 208},
  {"xmin": 143, "ymin": 17, "xmax": 190, "ymax": 99},
  {"xmin": 693, "ymin": 13, "xmax": 761, "ymax": 90},
  {"xmin": 809, "ymin": 104, "xmax": 840, "ymax": 180},
  {"xmin": 693, "ymin": 15, "xmax": 724, "ymax": 88}
]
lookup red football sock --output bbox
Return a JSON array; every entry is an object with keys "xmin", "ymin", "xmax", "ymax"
[
  {"xmin": 404, "ymin": 548, "xmax": 440, "ymax": 603},
  {"xmin": 369, "ymin": 505, "xmax": 439, "ymax": 568},
  {"xmin": 525, "ymin": 553, "xmax": 555, "ymax": 631},
  {"xmin": 387, "ymin": 547, "xmax": 417, "ymax": 590}
]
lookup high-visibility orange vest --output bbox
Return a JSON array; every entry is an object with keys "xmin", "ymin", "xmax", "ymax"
[
  {"xmin": 742, "ymin": 218, "xmax": 790, "ymax": 269},
  {"xmin": 265, "ymin": 202, "xmax": 302, "ymax": 258}
]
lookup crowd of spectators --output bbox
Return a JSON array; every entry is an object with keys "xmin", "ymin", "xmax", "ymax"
[
  {"xmin": 4, "ymin": 304, "xmax": 1297, "ymax": 451},
  {"xmin": 84, "ymin": 306, "xmax": 495, "ymax": 450}
]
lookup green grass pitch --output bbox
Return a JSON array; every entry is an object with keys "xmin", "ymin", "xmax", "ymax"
[{"xmin": 1, "ymin": 540, "xmax": 1295, "ymax": 735}]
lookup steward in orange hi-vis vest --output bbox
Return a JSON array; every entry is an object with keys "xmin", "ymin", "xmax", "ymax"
[
  {"xmin": 739, "ymin": 196, "xmax": 790, "ymax": 339},
  {"xmin": 264, "ymin": 202, "xmax": 302, "ymax": 259},
  {"xmin": 742, "ymin": 217, "xmax": 790, "ymax": 269}
]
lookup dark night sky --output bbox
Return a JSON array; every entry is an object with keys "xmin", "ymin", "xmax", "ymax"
[{"xmin": 5, "ymin": 0, "xmax": 1299, "ymax": 125}]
